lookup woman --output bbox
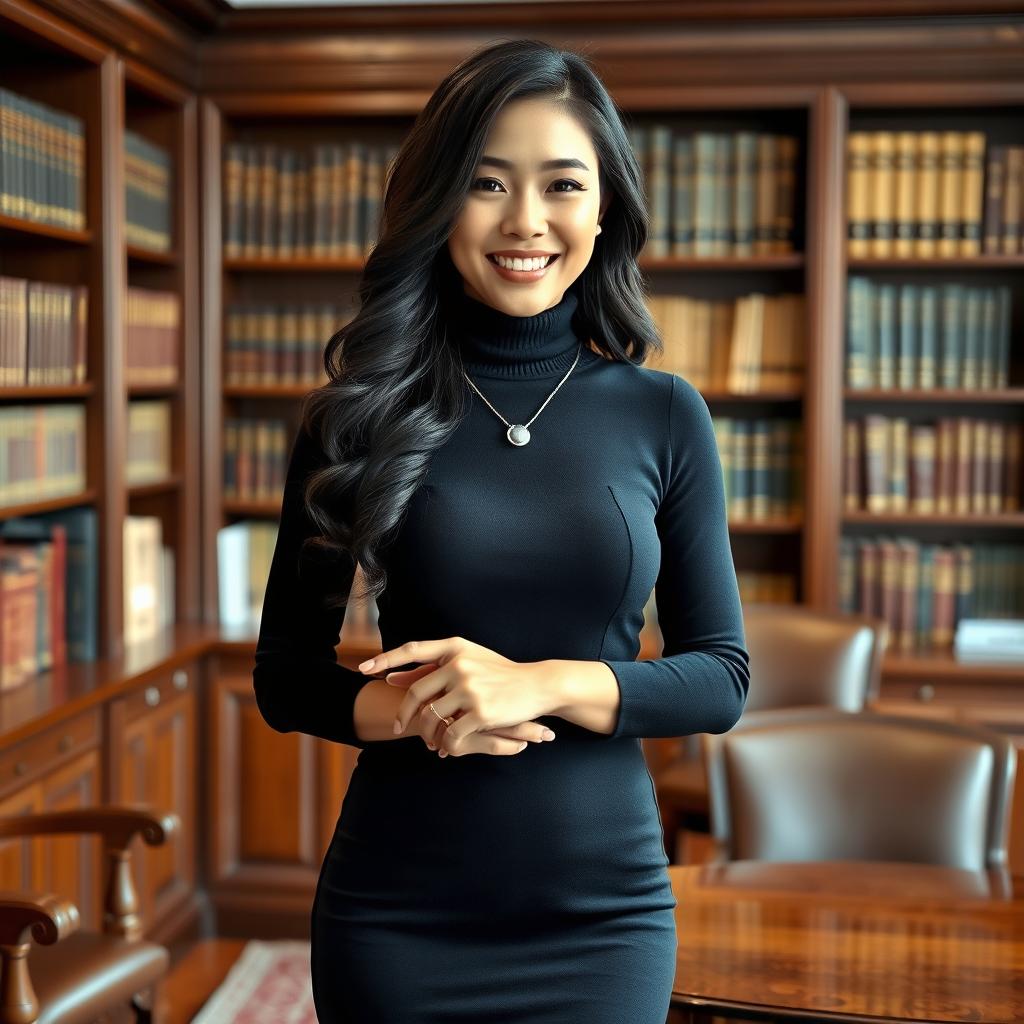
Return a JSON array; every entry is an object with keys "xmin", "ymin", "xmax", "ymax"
[{"xmin": 253, "ymin": 37, "xmax": 750, "ymax": 1023}]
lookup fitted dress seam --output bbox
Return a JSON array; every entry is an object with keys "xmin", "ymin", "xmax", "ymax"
[{"xmin": 597, "ymin": 484, "xmax": 633, "ymax": 661}]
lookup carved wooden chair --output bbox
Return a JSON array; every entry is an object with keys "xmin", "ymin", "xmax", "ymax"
[{"xmin": 0, "ymin": 806, "xmax": 178, "ymax": 1024}]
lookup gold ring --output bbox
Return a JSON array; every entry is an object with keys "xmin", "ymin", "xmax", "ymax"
[{"xmin": 429, "ymin": 703, "xmax": 454, "ymax": 728}]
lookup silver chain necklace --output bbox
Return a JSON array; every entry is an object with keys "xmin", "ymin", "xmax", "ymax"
[{"xmin": 462, "ymin": 342, "xmax": 583, "ymax": 447}]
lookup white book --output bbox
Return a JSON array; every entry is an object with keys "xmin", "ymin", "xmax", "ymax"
[{"xmin": 218, "ymin": 522, "xmax": 253, "ymax": 630}]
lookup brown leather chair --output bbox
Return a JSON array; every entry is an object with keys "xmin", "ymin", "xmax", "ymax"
[
  {"xmin": 654, "ymin": 603, "xmax": 888, "ymax": 863},
  {"xmin": 0, "ymin": 806, "xmax": 179, "ymax": 1024},
  {"xmin": 704, "ymin": 707, "xmax": 1016, "ymax": 870}
]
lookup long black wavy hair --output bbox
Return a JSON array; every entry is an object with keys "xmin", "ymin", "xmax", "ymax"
[{"xmin": 299, "ymin": 37, "xmax": 661, "ymax": 609}]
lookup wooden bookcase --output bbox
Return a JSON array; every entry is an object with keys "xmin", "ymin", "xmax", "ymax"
[{"xmin": 0, "ymin": 0, "xmax": 1021, "ymax": 943}]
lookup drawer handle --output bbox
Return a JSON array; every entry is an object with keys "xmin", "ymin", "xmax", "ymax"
[
  {"xmin": 14, "ymin": 761, "xmax": 28, "ymax": 777},
  {"xmin": 917, "ymin": 684, "xmax": 935, "ymax": 703},
  {"xmin": 145, "ymin": 686, "xmax": 161, "ymax": 707},
  {"xmin": 58, "ymin": 735, "xmax": 72, "ymax": 753},
  {"xmin": 172, "ymin": 669, "xmax": 188, "ymax": 691}
]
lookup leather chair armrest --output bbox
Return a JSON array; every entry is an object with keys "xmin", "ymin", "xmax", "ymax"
[
  {"xmin": 0, "ymin": 808, "xmax": 179, "ymax": 942},
  {"xmin": 0, "ymin": 891, "xmax": 80, "ymax": 1024},
  {"xmin": 0, "ymin": 892, "xmax": 79, "ymax": 948},
  {"xmin": 0, "ymin": 807, "xmax": 178, "ymax": 852}
]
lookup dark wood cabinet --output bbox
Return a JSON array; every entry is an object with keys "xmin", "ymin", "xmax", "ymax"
[
  {"xmin": 110, "ymin": 661, "xmax": 200, "ymax": 937},
  {"xmin": 0, "ymin": 718, "xmax": 103, "ymax": 931},
  {"xmin": 204, "ymin": 651, "xmax": 357, "ymax": 937}
]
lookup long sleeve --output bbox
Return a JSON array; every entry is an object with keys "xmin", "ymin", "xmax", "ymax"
[
  {"xmin": 252, "ymin": 420, "xmax": 375, "ymax": 748},
  {"xmin": 599, "ymin": 374, "xmax": 750, "ymax": 740}
]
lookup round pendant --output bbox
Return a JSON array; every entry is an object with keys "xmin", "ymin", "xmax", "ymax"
[{"xmin": 507, "ymin": 424, "xmax": 531, "ymax": 447}]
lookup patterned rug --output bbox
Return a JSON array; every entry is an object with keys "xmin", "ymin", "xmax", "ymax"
[{"xmin": 190, "ymin": 940, "xmax": 317, "ymax": 1023}]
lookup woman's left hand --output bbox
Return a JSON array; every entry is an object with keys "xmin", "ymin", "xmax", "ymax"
[{"xmin": 358, "ymin": 638, "xmax": 554, "ymax": 756}]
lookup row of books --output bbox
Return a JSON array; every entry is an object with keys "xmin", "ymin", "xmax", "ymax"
[
  {"xmin": 0, "ymin": 405, "xmax": 85, "ymax": 508},
  {"xmin": 0, "ymin": 276, "xmax": 88, "ymax": 386},
  {"xmin": 642, "ymin": 573, "xmax": 800, "ymax": 636},
  {"xmin": 735, "ymin": 571, "xmax": 798, "ymax": 607},
  {"xmin": 123, "ymin": 515, "xmax": 175, "ymax": 648},
  {"xmin": 0, "ymin": 507, "xmax": 99, "ymax": 690},
  {"xmin": 126, "ymin": 401, "xmax": 172, "ymax": 485},
  {"xmin": 846, "ymin": 131, "xmax": 1023, "ymax": 257},
  {"xmin": 125, "ymin": 130, "xmax": 173, "ymax": 253},
  {"xmin": 0, "ymin": 87, "xmax": 86, "ymax": 231},
  {"xmin": 629, "ymin": 127, "xmax": 799, "ymax": 258},
  {"xmin": 843, "ymin": 415, "xmax": 1023, "ymax": 515},
  {"xmin": 838, "ymin": 538, "xmax": 1024, "ymax": 653},
  {"xmin": 126, "ymin": 285, "xmax": 180, "ymax": 386},
  {"xmin": 223, "ymin": 418, "xmax": 287, "ymax": 503},
  {"xmin": 846, "ymin": 279, "xmax": 1012, "ymax": 391},
  {"xmin": 646, "ymin": 292, "xmax": 805, "ymax": 393},
  {"xmin": 222, "ymin": 140, "xmax": 400, "ymax": 261},
  {"xmin": 224, "ymin": 303, "xmax": 347, "ymax": 387},
  {"xmin": 712, "ymin": 417, "xmax": 804, "ymax": 521},
  {"xmin": 217, "ymin": 519, "xmax": 278, "ymax": 630}
]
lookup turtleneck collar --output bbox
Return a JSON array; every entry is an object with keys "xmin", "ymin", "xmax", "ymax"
[{"xmin": 452, "ymin": 288, "xmax": 583, "ymax": 380}]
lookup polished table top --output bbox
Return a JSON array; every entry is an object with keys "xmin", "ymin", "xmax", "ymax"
[{"xmin": 667, "ymin": 860, "xmax": 1024, "ymax": 1023}]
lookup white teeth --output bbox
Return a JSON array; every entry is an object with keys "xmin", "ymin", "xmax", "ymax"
[{"xmin": 492, "ymin": 254, "xmax": 554, "ymax": 271}]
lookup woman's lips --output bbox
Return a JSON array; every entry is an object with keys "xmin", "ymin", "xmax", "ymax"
[{"xmin": 486, "ymin": 253, "xmax": 560, "ymax": 282}]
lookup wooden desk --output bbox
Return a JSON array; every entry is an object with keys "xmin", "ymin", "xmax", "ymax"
[{"xmin": 668, "ymin": 860, "xmax": 1023, "ymax": 1023}]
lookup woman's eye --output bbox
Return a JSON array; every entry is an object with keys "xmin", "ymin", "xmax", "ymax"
[{"xmin": 471, "ymin": 178, "xmax": 586, "ymax": 194}]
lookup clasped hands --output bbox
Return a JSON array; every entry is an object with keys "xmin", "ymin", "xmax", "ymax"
[{"xmin": 358, "ymin": 637, "xmax": 557, "ymax": 757}]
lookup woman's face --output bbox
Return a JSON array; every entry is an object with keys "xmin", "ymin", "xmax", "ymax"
[{"xmin": 447, "ymin": 96, "xmax": 608, "ymax": 316}]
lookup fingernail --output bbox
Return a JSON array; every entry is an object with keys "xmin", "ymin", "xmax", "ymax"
[
  {"xmin": 393, "ymin": 720, "xmax": 402, "ymax": 734},
  {"xmin": 439, "ymin": 750, "xmax": 447, "ymax": 758},
  {"xmin": 518, "ymin": 742, "xmax": 528, "ymax": 751},
  {"xmin": 359, "ymin": 659, "xmax": 375, "ymax": 672},
  {"xmin": 542, "ymin": 729, "xmax": 556, "ymax": 740}
]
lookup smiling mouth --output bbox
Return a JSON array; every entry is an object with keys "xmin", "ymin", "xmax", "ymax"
[{"xmin": 486, "ymin": 254, "xmax": 561, "ymax": 268}]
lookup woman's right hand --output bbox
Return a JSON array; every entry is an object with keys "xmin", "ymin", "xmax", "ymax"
[{"xmin": 385, "ymin": 663, "xmax": 555, "ymax": 756}]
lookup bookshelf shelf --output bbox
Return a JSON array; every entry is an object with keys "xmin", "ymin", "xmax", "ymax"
[
  {"xmin": 223, "ymin": 256, "xmax": 365, "ymax": 272},
  {"xmin": 0, "ymin": 384, "xmax": 95, "ymax": 400},
  {"xmin": 223, "ymin": 384, "xmax": 320, "ymax": 398},
  {"xmin": 127, "ymin": 244, "xmax": 179, "ymax": 266},
  {"xmin": 127, "ymin": 382, "xmax": 182, "ymax": 398},
  {"xmin": 844, "ymin": 388, "xmax": 1024, "ymax": 403},
  {"xmin": 640, "ymin": 255, "xmax": 805, "ymax": 272},
  {"xmin": 223, "ymin": 500, "xmax": 282, "ymax": 518},
  {"xmin": 882, "ymin": 650, "xmax": 1024, "ymax": 681},
  {"xmin": 847, "ymin": 256, "xmax": 1024, "ymax": 271},
  {"xmin": 702, "ymin": 389, "xmax": 803, "ymax": 403},
  {"xmin": 0, "ymin": 489, "xmax": 98, "ymax": 522},
  {"xmin": 729, "ymin": 517, "xmax": 804, "ymax": 534},
  {"xmin": 128, "ymin": 475, "xmax": 182, "ymax": 498},
  {"xmin": 0, "ymin": 212, "xmax": 92, "ymax": 246},
  {"xmin": 843, "ymin": 512, "xmax": 1024, "ymax": 527}
]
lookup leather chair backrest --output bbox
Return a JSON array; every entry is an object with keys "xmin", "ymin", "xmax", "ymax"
[
  {"xmin": 742, "ymin": 603, "xmax": 888, "ymax": 713},
  {"xmin": 705, "ymin": 707, "xmax": 1016, "ymax": 870}
]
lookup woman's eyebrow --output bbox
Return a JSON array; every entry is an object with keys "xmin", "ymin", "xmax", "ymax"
[{"xmin": 479, "ymin": 156, "xmax": 590, "ymax": 172}]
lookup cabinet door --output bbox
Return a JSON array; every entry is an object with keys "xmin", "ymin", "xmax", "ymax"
[
  {"xmin": 0, "ymin": 784, "xmax": 46, "ymax": 901},
  {"xmin": 113, "ymin": 664, "xmax": 197, "ymax": 932},
  {"xmin": 207, "ymin": 654, "xmax": 355, "ymax": 889},
  {"xmin": 0, "ymin": 715, "xmax": 102, "ymax": 931},
  {"xmin": 40, "ymin": 752, "xmax": 104, "ymax": 931}
]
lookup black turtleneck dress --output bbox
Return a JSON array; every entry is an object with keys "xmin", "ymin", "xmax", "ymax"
[{"xmin": 253, "ymin": 287, "xmax": 750, "ymax": 1023}]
